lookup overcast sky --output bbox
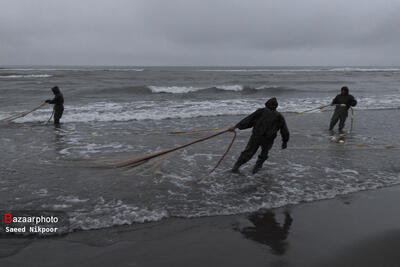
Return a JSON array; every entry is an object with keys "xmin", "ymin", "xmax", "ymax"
[{"xmin": 1, "ymin": 0, "xmax": 400, "ymax": 66}]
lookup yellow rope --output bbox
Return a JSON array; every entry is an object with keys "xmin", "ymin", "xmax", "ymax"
[{"xmin": 297, "ymin": 105, "xmax": 328, "ymax": 114}]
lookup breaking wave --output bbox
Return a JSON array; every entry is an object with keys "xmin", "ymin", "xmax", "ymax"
[
  {"xmin": 199, "ymin": 68, "xmax": 322, "ymax": 72},
  {"xmin": 148, "ymin": 85, "xmax": 244, "ymax": 93},
  {"xmin": 40, "ymin": 167, "xmax": 400, "ymax": 231},
  {"xmin": 0, "ymin": 68, "xmax": 143, "ymax": 72},
  {"xmin": 68, "ymin": 199, "xmax": 168, "ymax": 231},
  {"xmin": 98, "ymin": 85, "xmax": 291, "ymax": 94},
  {"xmin": 199, "ymin": 67, "xmax": 400, "ymax": 72},
  {"xmin": 328, "ymin": 67, "xmax": 400, "ymax": 72},
  {"xmin": 0, "ymin": 74, "xmax": 52, "ymax": 78},
  {"xmin": 6, "ymin": 94, "xmax": 400, "ymax": 123}
]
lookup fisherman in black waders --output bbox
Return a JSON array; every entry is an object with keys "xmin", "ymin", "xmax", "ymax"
[
  {"xmin": 329, "ymin": 86, "xmax": 357, "ymax": 133},
  {"xmin": 229, "ymin": 97, "xmax": 289, "ymax": 174},
  {"xmin": 45, "ymin": 86, "xmax": 64, "ymax": 124}
]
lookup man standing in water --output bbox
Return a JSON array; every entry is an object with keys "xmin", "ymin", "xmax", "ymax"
[
  {"xmin": 45, "ymin": 86, "xmax": 64, "ymax": 124},
  {"xmin": 329, "ymin": 86, "xmax": 357, "ymax": 133},
  {"xmin": 229, "ymin": 97, "xmax": 289, "ymax": 174}
]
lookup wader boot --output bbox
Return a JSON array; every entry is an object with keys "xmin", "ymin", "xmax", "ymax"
[
  {"xmin": 252, "ymin": 157, "xmax": 267, "ymax": 174},
  {"xmin": 231, "ymin": 158, "xmax": 246, "ymax": 173}
]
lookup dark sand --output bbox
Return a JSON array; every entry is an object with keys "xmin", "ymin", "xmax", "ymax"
[{"xmin": 1, "ymin": 186, "xmax": 400, "ymax": 267}]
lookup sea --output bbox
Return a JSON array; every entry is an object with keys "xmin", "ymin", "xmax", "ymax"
[{"xmin": 0, "ymin": 66, "xmax": 399, "ymax": 232}]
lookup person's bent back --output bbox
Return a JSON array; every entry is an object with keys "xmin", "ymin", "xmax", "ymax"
[{"xmin": 231, "ymin": 97, "xmax": 289, "ymax": 174}]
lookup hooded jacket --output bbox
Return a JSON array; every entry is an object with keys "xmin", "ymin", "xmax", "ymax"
[
  {"xmin": 235, "ymin": 98, "xmax": 289, "ymax": 143},
  {"xmin": 47, "ymin": 86, "xmax": 64, "ymax": 107},
  {"xmin": 331, "ymin": 87, "xmax": 357, "ymax": 110}
]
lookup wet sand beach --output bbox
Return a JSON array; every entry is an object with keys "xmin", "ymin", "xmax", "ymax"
[{"xmin": 1, "ymin": 185, "xmax": 400, "ymax": 267}]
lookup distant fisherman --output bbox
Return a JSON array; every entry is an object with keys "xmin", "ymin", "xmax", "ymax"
[
  {"xmin": 45, "ymin": 86, "xmax": 64, "ymax": 124},
  {"xmin": 229, "ymin": 97, "xmax": 289, "ymax": 174},
  {"xmin": 329, "ymin": 86, "xmax": 357, "ymax": 133}
]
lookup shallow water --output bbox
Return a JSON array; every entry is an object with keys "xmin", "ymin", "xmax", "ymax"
[{"xmin": 1, "ymin": 66, "xmax": 399, "ymax": 231}]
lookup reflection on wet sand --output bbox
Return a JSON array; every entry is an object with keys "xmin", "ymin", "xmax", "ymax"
[{"xmin": 239, "ymin": 211, "xmax": 292, "ymax": 255}]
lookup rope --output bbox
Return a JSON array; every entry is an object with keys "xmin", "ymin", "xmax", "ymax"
[
  {"xmin": 209, "ymin": 130, "xmax": 237, "ymax": 174},
  {"xmin": 114, "ymin": 128, "xmax": 232, "ymax": 168},
  {"xmin": 297, "ymin": 105, "xmax": 328, "ymax": 114},
  {"xmin": 298, "ymin": 104, "xmax": 354, "ymax": 134},
  {"xmin": 0, "ymin": 102, "xmax": 46, "ymax": 122},
  {"xmin": 44, "ymin": 109, "xmax": 55, "ymax": 125},
  {"xmin": 349, "ymin": 107, "xmax": 354, "ymax": 134}
]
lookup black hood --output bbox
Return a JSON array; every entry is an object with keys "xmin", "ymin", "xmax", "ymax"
[
  {"xmin": 52, "ymin": 86, "xmax": 60, "ymax": 95},
  {"xmin": 341, "ymin": 86, "xmax": 349, "ymax": 96},
  {"xmin": 265, "ymin": 97, "xmax": 278, "ymax": 111}
]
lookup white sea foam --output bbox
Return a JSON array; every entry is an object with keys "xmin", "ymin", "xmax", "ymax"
[
  {"xmin": 22, "ymin": 167, "xmax": 400, "ymax": 231},
  {"xmin": 6, "ymin": 94, "xmax": 399, "ymax": 123},
  {"xmin": 218, "ymin": 85, "xmax": 244, "ymax": 91},
  {"xmin": 68, "ymin": 199, "xmax": 168, "ymax": 231},
  {"xmin": 255, "ymin": 85, "xmax": 282, "ymax": 90},
  {"xmin": 148, "ymin": 85, "xmax": 244, "ymax": 93},
  {"xmin": 32, "ymin": 188, "xmax": 48, "ymax": 196},
  {"xmin": 60, "ymin": 142, "xmax": 133, "ymax": 157},
  {"xmin": 149, "ymin": 86, "xmax": 203, "ymax": 93},
  {"xmin": 0, "ymin": 68, "xmax": 143, "ymax": 72},
  {"xmin": 328, "ymin": 67, "xmax": 400, "ymax": 72},
  {"xmin": 0, "ymin": 74, "xmax": 52, "ymax": 78},
  {"xmin": 199, "ymin": 67, "xmax": 400, "ymax": 72},
  {"xmin": 178, "ymin": 165, "xmax": 400, "ymax": 220},
  {"xmin": 198, "ymin": 69, "xmax": 320, "ymax": 72},
  {"xmin": 41, "ymin": 204, "xmax": 72, "ymax": 209},
  {"xmin": 109, "ymin": 68, "xmax": 143, "ymax": 72},
  {"xmin": 56, "ymin": 195, "xmax": 89, "ymax": 203}
]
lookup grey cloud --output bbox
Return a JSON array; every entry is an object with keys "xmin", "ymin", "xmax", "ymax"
[{"xmin": 1, "ymin": 0, "xmax": 400, "ymax": 65}]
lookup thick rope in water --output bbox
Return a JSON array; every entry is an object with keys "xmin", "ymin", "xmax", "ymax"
[
  {"xmin": 208, "ymin": 130, "xmax": 237, "ymax": 174},
  {"xmin": 0, "ymin": 102, "xmax": 46, "ymax": 122},
  {"xmin": 113, "ymin": 129, "xmax": 233, "ymax": 169},
  {"xmin": 44, "ymin": 109, "xmax": 55, "ymax": 125},
  {"xmin": 349, "ymin": 107, "xmax": 355, "ymax": 134}
]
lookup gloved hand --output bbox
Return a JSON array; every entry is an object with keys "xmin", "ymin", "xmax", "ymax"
[
  {"xmin": 282, "ymin": 142, "xmax": 287, "ymax": 149},
  {"xmin": 45, "ymin": 100, "xmax": 51, "ymax": 103},
  {"xmin": 228, "ymin": 126, "xmax": 236, "ymax": 132}
]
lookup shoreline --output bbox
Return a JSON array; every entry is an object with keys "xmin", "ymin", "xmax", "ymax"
[{"xmin": 1, "ymin": 185, "xmax": 400, "ymax": 266}]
